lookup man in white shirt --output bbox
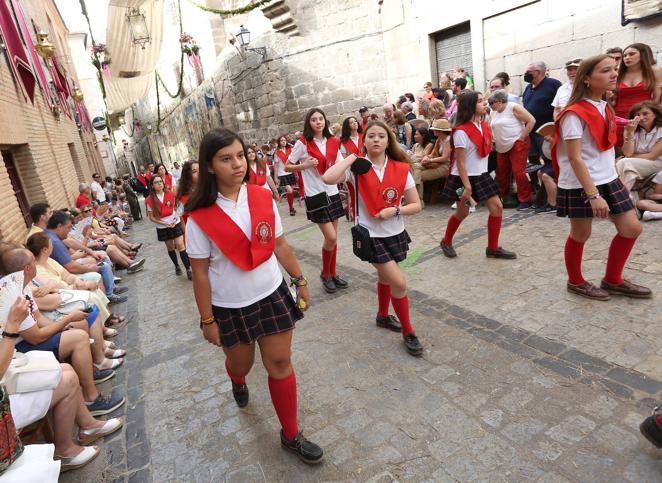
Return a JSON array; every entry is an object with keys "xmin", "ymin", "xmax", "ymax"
[
  {"xmin": 552, "ymin": 58, "xmax": 581, "ymax": 120},
  {"xmin": 170, "ymin": 161, "xmax": 182, "ymax": 187},
  {"xmin": 90, "ymin": 173, "xmax": 106, "ymax": 204}
]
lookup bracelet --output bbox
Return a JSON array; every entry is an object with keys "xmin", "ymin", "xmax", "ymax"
[
  {"xmin": 623, "ymin": 138, "xmax": 633, "ymax": 142},
  {"xmin": 2, "ymin": 331, "xmax": 19, "ymax": 339},
  {"xmin": 290, "ymin": 275, "xmax": 308, "ymax": 287},
  {"xmin": 586, "ymin": 193, "xmax": 602, "ymax": 201},
  {"xmin": 584, "ymin": 188, "xmax": 599, "ymax": 198},
  {"xmin": 200, "ymin": 316, "xmax": 215, "ymax": 325}
]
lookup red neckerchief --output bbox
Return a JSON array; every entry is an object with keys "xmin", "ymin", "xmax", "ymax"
[
  {"xmin": 145, "ymin": 172, "xmax": 152, "ymax": 180},
  {"xmin": 552, "ymin": 100, "xmax": 616, "ymax": 179},
  {"xmin": 306, "ymin": 136, "xmax": 341, "ymax": 175},
  {"xmin": 453, "ymin": 121, "xmax": 492, "ymax": 158},
  {"xmin": 164, "ymin": 174, "xmax": 173, "ymax": 191},
  {"xmin": 136, "ymin": 175, "xmax": 147, "ymax": 187},
  {"xmin": 357, "ymin": 158, "xmax": 410, "ymax": 217},
  {"xmin": 248, "ymin": 162, "xmax": 267, "ymax": 186},
  {"xmin": 342, "ymin": 133, "xmax": 363, "ymax": 156},
  {"xmin": 146, "ymin": 191, "xmax": 176, "ymax": 217},
  {"xmin": 188, "ymin": 185, "xmax": 275, "ymax": 271},
  {"xmin": 275, "ymin": 147, "xmax": 291, "ymax": 165}
]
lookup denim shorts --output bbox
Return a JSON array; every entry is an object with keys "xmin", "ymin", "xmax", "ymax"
[{"xmin": 16, "ymin": 332, "xmax": 62, "ymax": 360}]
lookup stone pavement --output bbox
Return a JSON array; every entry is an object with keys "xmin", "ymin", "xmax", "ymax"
[{"xmin": 62, "ymin": 199, "xmax": 662, "ymax": 482}]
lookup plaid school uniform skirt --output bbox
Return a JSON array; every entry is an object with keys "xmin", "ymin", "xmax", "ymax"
[
  {"xmin": 278, "ymin": 174, "xmax": 298, "ymax": 187},
  {"xmin": 156, "ymin": 222, "xmax": 183, "ymax": 241},
  {"xmin": 369, "ymin": 230, "xmax": 411, "ymax": 264},
  {"xmin": 442, "ymin": 173, "xmax": 500, "ymax": 203},
  {"xmin": 556, "ymin": 178, "xmax": 634, "ymax": 218},
  {"xmin": 307, "ymin": 193, "xmax": 345, "ymax": 224},
  {"xmin": 211, "ymin": 280, "xmax": 303, "ymax": 348}
]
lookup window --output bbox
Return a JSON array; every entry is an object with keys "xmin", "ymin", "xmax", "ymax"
[
  {"xmin": 434, "ymin": 22, "xmax": 474, "ymax": 83},
  {"xmin": 1, "ymin": 150, "xmax": 30, "ymax": 227}
]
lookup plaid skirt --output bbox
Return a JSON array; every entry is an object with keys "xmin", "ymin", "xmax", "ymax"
[
  {"xmin": 156, "ymin": 222, "xmax": 183, "ymax": 241},
  {"xmin": 369, "ymin": 230, "xmax": 411, "ymax": 264},
  {"xmin": 307, "ymin": 194, "xmax": 345, "ymax": 224},
  {"xmin": 442, "ymin": 173, "xmax": 500, "ymax": 203},
  {"xmin": 556, "ymin": 178, "xmax": 634, "ymax": 218},
  {"xmin": 211, "ymin": 280, "xmax": 303, "ymax": 348},
  {"xmin": 278, "ymin": 174, "xmax": 298, "ymax": 187}
]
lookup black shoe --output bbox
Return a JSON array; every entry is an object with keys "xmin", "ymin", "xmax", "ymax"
[
  {"xmin": 376, "ymin": 314, "xmax": 402, "ymax": 332},
  {"xmin": 175, "ymin": 266, "xmax": 182, "ymax": 276},
  {"xmin": 439, "ymin": 240, "xmax": 457, "ymax": 258},
  {"xmin": 186, "ymin": 268, "xmax": 193, "ymax": 280},
  {"xmin": 280, "ymin": 430, "xmax": 324, "ymax": 464},
  {"xmin": 332, "ymin": 276, "xmax": 348, "ymax": 289},
  {"xmin": 289, "ymin": 208, "xmax": 296, "ymax": 216},
  {"xmin": 113, "ymin": 286, "xmax": 129, "ymax": 295},
  {"xmin": 485, "ymin": 247, "xmax": 517, "ymax": 259},
  {"xmin": 320, "ymin": 275, "xmax": 337, "ymax": 294},
  {"xmin": 232, "ymin": 382, "xmax": 249, "ymax": 408},
  {"xmin": 403, "ymin": 334, "xmax": 423, "ymax": 357},
  {"xmin": 640, "ymin": 413, "xmax": 662, "ymax": 448}
]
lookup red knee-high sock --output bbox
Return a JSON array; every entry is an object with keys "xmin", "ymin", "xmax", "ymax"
[
  {"xmin": 604, "ymin": 234, "xmax": 637, "ymax": 285},
  {"xmin": 286, "ymin": 192, "xmax": 294, "ymax": 209},
  {"xmin": 443, "ymin": 215, "xmax": 462, "ymax": 245},
  {"xmin": 268, "ymin": 370, "xmax": 298, "ymax": 441},
  {"xmin": 330, "ymin": 245, "xmax": 337, "ymax": 276},
  {"xmin": 487, "ymin": 215, "xmax": 502, "ymax": 250},
  {"xmin": 564, "ymin": 237, "xmax": 586, "ymax": 285},
  {"xmin": 321, "ymin": 248, "xmax": 333, "ymax": 277},
  {"xmin": 391, "ymin": 295, "xmax": 414, "ymax": 336},
  {"xmin": 225, "ymin": 358, "xmax": 245, "ymax": 385},
  {"xmin": 377, "ymin": 282, "xmax": 391, "ymax": 317}
]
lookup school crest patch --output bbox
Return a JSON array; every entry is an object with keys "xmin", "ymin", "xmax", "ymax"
[{"xmin": 255, "ymin": 221, "xmax": 273, "ymax": 244}]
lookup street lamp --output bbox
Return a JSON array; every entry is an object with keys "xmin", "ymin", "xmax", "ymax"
[
  {"xmin": 126, "ymin": 7, "xmax": 151, "ymax": 49},
  {"xmin": 233, "ymin": 25, "xmax": 266, "ymax": 59}
]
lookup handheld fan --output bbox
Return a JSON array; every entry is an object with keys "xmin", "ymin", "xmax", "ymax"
[
  {"xmin": 70, "ymin": 217, "xmax": 93, "ymax": 242},
  {"xmin": 0, "ymin": 271, "xmax": 25, "ymax": 331}
]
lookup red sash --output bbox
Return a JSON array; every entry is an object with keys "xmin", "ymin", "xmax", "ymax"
[
  {"xmin": 275, "ymin": 148, "xmax": 291, "ymax": 165},
  {"xmin": 454, "ymin": 121, "xmax": 492, "ymax": 158},
  {"xmin": 164, "ymin": 174, "xmax": 173, "ymax": 191},
  {"xmin": 342, "ymin": 134, "xmax": 363, "ymax": 156},
  {"xmin": 306, "ymin": 137, "xmax": 341, "ymax": 175},
  {"xmin": 248, "ymin": 163, "xmax": 267, "ymax": 186},
  {"xmin": 551, "ymin": 100, "xmax": 616, "ymax": 179},
  {"xmin": 179, "ymin": 194, "xmax": 190, "ymax": 223},
  {"xmin": 146, "ymin": 191, "xmax": 176, "ymax": 217},
  {"xmin": 357, "ymin": 159, "xmax": 410, "ymax": 217},
  {"xmin": 145, "ymin": 172, "xmax": 152, "ymax": 181},
  {"xmin": 136, "ymin": 175, "xmax": 147, "ymax": 188},
  {"xmin": 188, "ymin": 185, "xmax": 275, "ymax": 271}
]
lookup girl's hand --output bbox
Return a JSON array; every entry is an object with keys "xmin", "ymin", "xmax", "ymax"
[
  {"xmin": 346, "ymin": 154, "xmax": 358, "ymax": 165},
  {"xmin": 201, "ymin": 322, "xmax": 222, "ymax": 346},
  {"xmin": 376, "ymin": 207, "xmax": 397, "ymax": 220},
  {"xmin": 589, "ymin": 196, "xmax": 610, "ymax": 218},
  {"xmin": 6, "ymin": 296, "xmax": 29, "ymax": 333},
  {"xmin": 296, "ymin": 285, "xmax": 310, "ymax": 311},
  {"xmin": 304, "ymin": 157, "xmax": 318, "ymax": 169},
  {"xmin": 461, "ymin": 185, "xmax": 472, "ymax": 201}
]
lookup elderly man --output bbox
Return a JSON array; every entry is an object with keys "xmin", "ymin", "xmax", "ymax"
[
  {"xmin": 90, "ymin": 173, "xmax": 106, "ymax": 204},
  {"xmin": 382, "ymin": 103, "xmax": 397, "ymax": 134},
  {"xmin": 75, "ymin": 183, "xmax": 93, "ymax": 209},
  {"xmin": 488, "ymin": 76, "xmax": 521, "ymax": 104},
  {"xmin": 522, "ymin": 61, "xmax": 562, "ymax": 164},
  {"xmin": 552, "ymin": 58, "xmax": 581, "ymax": 119},
  {"xmin": 401, "ymin": 102, "xmax": 417, "ymax": 121}
]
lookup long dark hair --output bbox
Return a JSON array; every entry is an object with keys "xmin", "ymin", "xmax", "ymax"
[
  {"xmin": 362, "ymin": 120, "xmax": 411, "ymax": 168},
  {"xmin": 340, "ymin": 116, "xmax": 362, "ymax": 142},
  {"xmin": 453, "ymin": 90, "xmax": 480, "ymax": 126},
  {"xmin": 303, "ymin": 108, "xmax": 333, "ymax": 140},
  {"xmin": 148, "ymin": 175, "xmax": 165, "ymax": 218},
  {"xmin": 154, "ymin": 163, "xmax": 169, "ymax": 177},
  {"xmin": 414, "ymin": 126, "xmax": 433, "ymax": 148},
  {"xmin": 185, "ymin": 128, "xmax": 249, "ymax": 212},
  {"xmin": 176, "ymin": 160, "xmax": 198, "ymax": 203},
  {"xmin": 617, "ymin": 43, "xmax": 656, "ymax": 91}
]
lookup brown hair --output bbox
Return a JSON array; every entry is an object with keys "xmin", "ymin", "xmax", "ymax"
[
  {"xmin": 617, "ymin": 43, "xmax": 657, "ymax": 92},
  {"xmin": 566, "ymin": 55, "xmax": 616, "ymax": 110},
  {"xmin": 148, "ymin": 176, "xmax": 164, "ymax": 218},
  {"xmin": 25, "ymin": 232, "xmax": 51, "ymax": 258},
  {"xmin": 429, "ymin": 99, "xmax": 446, "ymax": 119},
  {"xmin": 362, "ymin": 120, "xmax": 411, "ymax": 168},
  {"xmin": 628, "ymin": 101, "xmax": 662, "ymax": 129},
  {"xmin": 393, "ymin": 111, "xmax": 407, "ymax": 126}
]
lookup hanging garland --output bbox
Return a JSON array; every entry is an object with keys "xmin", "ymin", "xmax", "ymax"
[{"xmin": 185, "ymin": 0, "xmax": 270, "ymax": 16}]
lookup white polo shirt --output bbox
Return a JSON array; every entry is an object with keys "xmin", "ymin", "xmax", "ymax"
[
  {"xmin": 250, "ymin": 163, "xmax": 272, "ymax": 190},
  {"xmin": 274, "ymin": 149, "xmax": 290, "ymax": 177},
  {"xmin": 146, "ymin": 192, "xmax": 179, "ymax": 226},
  {"xmin": 344, "ymin": 157, "xmax": 415, "ymax": 238},
  {"xmin": 451, "ymin": 124, "xmax": 489, "ymax": 176},
  {"xmin": 185, "ymin": 185, "xmax": 284, "ymax": 308},
  {"xmin": 556, "ymin": 99, "xmax": 617, "ymax": 190},
  {"xmin": 289, "ymin": 139, "xmax": 341, "ymax": 197},
  {"xmin": 551, "ymin": 82, "xmax": 573, "ymax": 109}
]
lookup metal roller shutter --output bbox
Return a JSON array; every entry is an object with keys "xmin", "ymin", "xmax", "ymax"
[{"xmin": 435, "ymin": 22, "xmax": 473, "ymax": 81}]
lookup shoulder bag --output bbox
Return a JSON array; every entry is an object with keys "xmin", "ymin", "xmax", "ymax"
[
  {"xmin": 350, "ymin": 159, "xmax": 374, "ymax": 262},
  {"xmin": 0, "ymin": 385, "xmax": 23, "ymax": 474},
  {"xmin": 1, "ymin": 351, "xmax": 62, "ymax": 395}
]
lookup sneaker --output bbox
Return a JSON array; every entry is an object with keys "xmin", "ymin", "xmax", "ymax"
[
  {"xmin": 113, "ymin": 286, "xmax": 129, "ymax": 295},
  {"xmin": 93, "ymin": 369, "xmax": 115, "ymax": 384},
  {"xmin": 469, "ymin": 206, "xmax": 476, "ymax": 214},
  {"xmin": 127, "ymin": 258, "xmax": 146, "ymax": 273},
  {"xmin": 175, "ymin": 266, "xmax": 183, "ymax": 276},
  {"xmin": 114, "ymin": 277, "xmax": 122, "ymax": 284},
  {"xmin": 535, "ymin": 203, "xmax": 555, "ymax": 213},
  {"xmin": 642, "ymin": 211, "xmax": 662, "ymax": 221},
  {"xmin": 280, "ymin": 430, "xmax": 324, "ymax": 464},
  {"xmin": 86, "ymin": 391, "xmax": 126, "ymax": 416},
  {"xmin": 403, "ymin": 334, "xmax": 423, "ymax": 357},
  {"xmin": 108, "ymin": 294, "xmax": 128, "ymax": 305},
  {"xmin": 376, "ymin": 314, "xmax": 402, "ymax": 332},
  {"xmin": 516, "ymin": 202, "xmax": 532, "ymax": 211},
  {"xmin": 232, "ymin": 382, "xmax": 249, "ymax": 408},
  {"xmin": 186, "ymin": 268, "xmax": 193, "ymax": 280}
]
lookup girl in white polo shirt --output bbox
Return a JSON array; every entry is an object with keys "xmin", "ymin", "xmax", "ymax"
[
  {"xmin": 552, "ymin": 54, "xmax": 651, "ymax": 301},
  {"xmin": 323, "ymin": 120, "xmax": 424, "ymax": 357},
  {"xmin": 273, "ymin": 135, "xmax": 297, "ymax": 216},
  {"xmin": 286, "ymin": 108, "xmax": 349, "ymax": 294},
  {"xmin": 246, "ymin": 145, "xmax": 278, "ymax": 197},
  {"xmin": 439, "ymin": 91, "xmax": 517, "ymax": 260},
  {"xmin": 185, "ymin": 128, "xmax": 322, "ymax": 464}
]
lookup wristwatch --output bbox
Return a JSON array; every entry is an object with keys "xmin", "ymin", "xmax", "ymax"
[
  {"xmin": 290, "ymin": 275, "xmax": 308, "ymax": 287},
  {"xmin": 395, "ymin": 206, "xmax": 401, "ymax": 217}
]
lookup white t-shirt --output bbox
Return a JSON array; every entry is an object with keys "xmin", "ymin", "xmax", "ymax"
[
  {"xmin": 90, "ymin": 181, "xmax": 106, "ymax": 202},
  {"xmin": 171, "ymin": 167, "xmax": 182, "ymax": 186},
  {"xmin": 551, "ymin": 82, "xmax": 573, "ymax": 109},
  {"xmin": 289, "ymin": 139, "xmax": 341, "ymax": 197},
  {"xmin": 250, "ymin": 163, "xmax": 272, "ymax": 190},
  {"xmin": 556, "ymin": 99, "xmax": 617, "ymax": 190},
  {"xmin": 451, "ymin": 124, "xmax": 489, "ymax": 176},
  {"xmin": 274, "ymin": 149, "xmax": 290, "ymax": 177},
  {"xmin": 490, "ymin": 102, "xmax": 525, "ymax": 153},
  {"xmin": 633, "ymin": 125, "xmax": 662, "ymax": 161},
  {"xmin": 185, "ymin": 185, "xmax": 284, "ymax": 308},
  {"xmin": 344, "ymin": 157, "xmax": 415, "ymax": 238},
  {"xmin": 146, "ymin": 192, "xmax": 179, "ymax": 226},
  {"xmin": 4, "ymin": 285, "xmax": 38, "ymax": 344}
]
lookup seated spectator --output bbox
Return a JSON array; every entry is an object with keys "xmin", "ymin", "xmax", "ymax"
[
  {"xmin": 552, "ymin": 59, "xmax": 581, "ymax": 119},
  {"xmin": 488, "ymin": 73, "xmax": 521, "ymax": 104},
  {"xmin": 401, "ymin": 102, "xmax": 417, "ymax": 121},
  {"xmin": 489, "ymin": 89, "xmax": 537, "ymax": 209},
  {"xmin": 0, "ymin": 247, "xmax": 125, "ymax": 416},
  {"xmin": 394, "ymin": 111, "xmax": 413, "ymax": 148},
  {"xmin": 636, "ymin": 170, "xmax": 662, "ymax": 221},
  {"xmin": 330, "ymin": 122, "xmax": 342, "ymax": 137},
  {"xmin": 411, "ymin": 126, "xmax": 434, "ymax": 196},
  {"xmin": 0, "ymin": 297, "xmax": 123, "ymax": 474},
  {"xmin": 413, "ymin": 119, "xmax": 452, "ymax": 200},
  {"xmin": 25, "ymin": 202, "xmax": 52, "ymax": 241},
  {"xmin": 428, "ymin": 99, "xmax": 446, "ymax": 121},
  {"xmin": 616, "ymin": 101, "xmax": 662, "ymax": 190},
  {"xmin": 438, "ymin": 73, "xmax": 453, "ymax": 107},
  {"xmin": 421, "ymin": 81, "xmax": 435, "ymax": 102},
  {"xmin": 382, "ymin": 103, "xmax": 396, "ymax": 134},
  {"xmin": 74, "ymin": 184, "xmax": 93, "ymax": 210}
]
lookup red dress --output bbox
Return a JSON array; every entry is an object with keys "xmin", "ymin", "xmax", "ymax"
[{"xmin": 615, "ymin": 81, "xmax": 653, "ymax": 146}]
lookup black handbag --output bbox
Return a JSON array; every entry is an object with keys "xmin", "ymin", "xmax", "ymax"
[
  {"xmin": 350, "ymin": 159, "xmax": 374, "ymax": 262},
  {"xmin": 304, "ymin": 191, "xmax": 330, "ymax": 212}
]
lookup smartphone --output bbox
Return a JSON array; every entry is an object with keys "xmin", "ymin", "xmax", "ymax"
[{"xmin": 455, "ymin": 187, "xmax": 471, "ymax": 207}]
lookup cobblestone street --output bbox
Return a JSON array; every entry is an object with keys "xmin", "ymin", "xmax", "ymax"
[{"xmin": 63, "ymin": 200, "xmax": 662, "ymax": 482}]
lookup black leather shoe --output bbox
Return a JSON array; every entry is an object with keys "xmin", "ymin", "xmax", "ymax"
[
  {"xmin": 332, "ymin": 276, "xmax": 348, "ymax": 289},
  {"xmin": 186, "ymin": 268, "xmax": 193, "ymax": 280},
  {"xmin": 320, "ymin": 275, "xmax": 337, "ymax": 294},
  {"xmin": 376, "ymin": 314, "xmax": 402, "ymax": 332},
  {"xmin": 232, "ymin": 382, "xmax": 249, "ymax": 408},
  {"xmin": 403, "ymin": 334, "xmax": 423, "ymax": 357},
  {"xmin": 280, "ymin": 430, "xmax": 324, "ymax": 464},
  {"xmin": 485, "ymin": 247, "xmax": 517, "ymax": 259},
  {"xmin": 440, "ymin": 240, "xmax": 457, "ymax": 258},
  {"xmin": 640, "ymin": 414, "xmax": 662, "ymax": 448},
  {"xmin": 175, "ymin": 266, "xmax": 183, "ymax": 276}
]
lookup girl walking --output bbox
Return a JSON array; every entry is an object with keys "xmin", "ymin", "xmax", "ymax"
[
  {"xmin": 246, "ymin": 145, "xmax": 278, "ymax": 197},
  {"xmin": 274, "ymin": 136, "xmax": 297, "ymax": 216}
]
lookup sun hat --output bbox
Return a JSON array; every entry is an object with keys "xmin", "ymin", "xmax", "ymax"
[{"xmin": 430, "ymin": 119, "xmax": 452, "ymax": 132}]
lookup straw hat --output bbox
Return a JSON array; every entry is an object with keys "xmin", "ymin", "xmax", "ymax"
[{"xmin": 430, "ymin": 118, "xmax": 452, "ymax": 132}]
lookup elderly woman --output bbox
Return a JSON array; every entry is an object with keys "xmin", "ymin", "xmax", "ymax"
[
  {"xmin": 616, "ymin": 101, "xmax": 662, "ymax": 191},
  {"xmin": 488, "ymin": 89, "xmax": 537, "ymax": 210},
  {"xmin": 75, "ymin": 183, "xmax": 93, "ymax": 210}
]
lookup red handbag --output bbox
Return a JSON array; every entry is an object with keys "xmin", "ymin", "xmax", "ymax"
[{"xmin": 0, "ymin": 385, "xmax": 24, "ymax": 474}]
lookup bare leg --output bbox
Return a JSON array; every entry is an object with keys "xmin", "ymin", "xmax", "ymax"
[
  {"xmin": 51, "ymin": 364, "xmax": 87, "ymax": 457},
  {"xmin": 58, "ymin": 329, "xmax": 99, "ymax": 402},
  {"xmin": 222, "ymin": 343, "xmax": 256, "ymax": 378},
  {"xmin": 372, "ymin": 260, "xmax": 407, "ymax": 298},
  {"xmin": 318, "ymin": 222, "xmax": 338, "ymax": 251}
]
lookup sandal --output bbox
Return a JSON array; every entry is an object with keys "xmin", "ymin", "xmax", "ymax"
[
  {"xmin": 103, "ymin": 341, "xmax": 116, "ymax": 350},
  {"xmin": 105, "ymin": 348, "xmax": 126, "ymax": 359},
  {"xmin": 104, "ymin": 328, "xmax": 117, "ymax": 338},
  {"xmin": 58, "ymin": 445, "xmax": 100, "ymax": 472},
  {"xmin": 94, "ymin": 358, "xmax": 124, "ymax": 370},
  {"xmin": 78, "ymin": 417, "xmax": 124, "ymax": 446}
]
